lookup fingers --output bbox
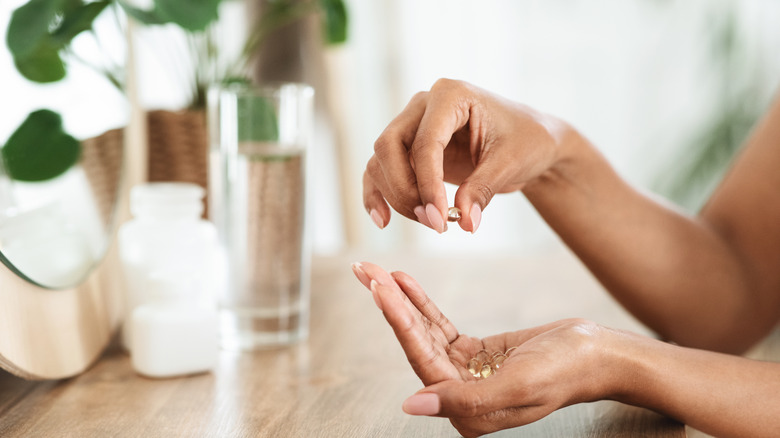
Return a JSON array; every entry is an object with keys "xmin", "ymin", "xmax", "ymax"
[
  {"xmin": 372, "ymin": 279, "xmax": 461, "ymax": 384},
  {"xmin": 366, "ymin": 94, "xmax": 428, "ymax": 226},
  {"xmin": 411, "ymin": 79, "xmax": 473, "ymax": 232},
  {"xmin": 401, "ymin": 370, "xmax": 556, "ymax": 437},
  {"xmin": 415, "ymin": 376, "xmax": 525, "ymax": 418},
  {"xmin": 351, "ymin": 262, "xmax": 461, "ymax": 384},
  {"xmin": 403, "ymin": 378, "xmax": 553, "ymax": 437},
  {"xmin": 362, "ymin": 166, "xmax": 391, "ymax": 229},
  {"xmin": 391, "ymin": 271, "xmax": 459, "ymax": 344},
  {"xmin": 351, "ymin": 261, "xmax": 404, "ymax": 311},
  {"xmin": 352, "ymin": 262, "xmax": 459, "ymax": 344}
]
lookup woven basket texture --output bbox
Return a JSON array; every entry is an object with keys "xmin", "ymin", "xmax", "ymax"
[{"xmin": 146, "ymin": 109, "xmax": 209, "ymax": 216}]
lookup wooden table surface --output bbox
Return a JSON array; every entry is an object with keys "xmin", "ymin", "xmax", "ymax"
[{"xmin": 8, "ymin": 245, "xmax": 773, "ymax": 437}]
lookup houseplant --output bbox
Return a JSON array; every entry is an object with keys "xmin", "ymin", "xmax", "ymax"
[
  {"xmin": 126, "ymin": 0, "xmax": 348, "ymax": 200},
  {"xmin": 3, "ymin": 0, "xmax": 347, "ymax": 186},
  {"xmin": 2, "ymin": 0, "xmax": 224, "ymax": 183}
]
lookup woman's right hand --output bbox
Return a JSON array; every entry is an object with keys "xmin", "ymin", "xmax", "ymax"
[{"xmin": 364, "ymin": 78, "xmax": 580, "ymax": 233}]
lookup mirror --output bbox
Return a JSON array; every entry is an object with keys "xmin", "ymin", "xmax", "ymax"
[
  {"xmin": 0, "ymin": 1, "xmax": 126, "ymax": 289},
  {"xmin": 0, "ymin": 1, "xmax": 128, "ymax": 380}
]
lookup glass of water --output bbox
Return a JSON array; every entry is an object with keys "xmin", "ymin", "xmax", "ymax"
[{"xmin": 208, "ymin": 82, "xmax": 314, "ymax": 350}]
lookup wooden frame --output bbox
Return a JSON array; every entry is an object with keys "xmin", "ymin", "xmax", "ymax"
[
  {"xmin": 0, "ymin": 33, "xmax": 146, "ymax": 377},
  {"xmin": 0, "ymin": 239, "xmax": 124, "ymax": 380}
]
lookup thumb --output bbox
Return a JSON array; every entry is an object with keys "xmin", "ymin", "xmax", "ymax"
[
  {"xmin": 402, "ymin": 375, "xmax": 521, "ymax": 418},
  {"xmin": 453, "ymin": 165, "xmax": 503, "ymax": 233},
  {"xmin": 402, "ymin": 378, "xmax": 553, "ymax": 437}
]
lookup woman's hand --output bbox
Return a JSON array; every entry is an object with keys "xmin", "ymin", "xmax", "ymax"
[
  {"xmin": 364, "ymin": 78, "xmax": 576, "ymax": 233},
  {"xmin": 351, "ymin": 261, "xmax": 622, "ymax": 437}
]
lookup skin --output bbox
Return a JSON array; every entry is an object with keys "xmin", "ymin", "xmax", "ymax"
[
  {"xmin": 360, "ymin": 78, "xmax": 780, "ymax": 436},
  {"xmin": 352, "ymin": 262, "xmax": 780, "ymax": 438}
]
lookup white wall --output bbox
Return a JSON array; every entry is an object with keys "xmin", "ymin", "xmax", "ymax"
[
  {"xmin": 341, "ymin": 0, "xmax": 780, "ymax": 256},
  {"xmin": 5, "ymin": 1, "xmax": 780, "ymax": 258}
]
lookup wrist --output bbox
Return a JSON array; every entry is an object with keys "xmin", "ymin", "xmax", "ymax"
[
  {"xmin": 563, "ymin": 323, "xmax": 654, "ymax": 406},
  {"xmin": 520, "ymin": 121, "xmax": 596, "ymax": 197},
  {"xmin": 600, "ymin": 328, "xmax": 669, "ymax": 406}
]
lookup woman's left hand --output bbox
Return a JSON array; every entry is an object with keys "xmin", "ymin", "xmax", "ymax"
[{"xmin": 351, "ymin": 261, "xmax": 625, "ymax": 438}]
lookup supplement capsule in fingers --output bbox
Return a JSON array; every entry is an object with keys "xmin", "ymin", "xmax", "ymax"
[{"xmin": 447, "ymin": 207, "xmax": 461, "ymax": 222}]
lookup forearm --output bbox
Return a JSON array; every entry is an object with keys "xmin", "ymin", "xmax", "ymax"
[
  {"xmin": 607, "ymin": 330, "xmax": 780, "ymax": 438},
  {"xmin": 522, "ymin": 129, "xmax": 769, "ymax": 353}
]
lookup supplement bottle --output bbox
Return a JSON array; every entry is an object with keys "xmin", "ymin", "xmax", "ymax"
[{"xmin": 118, "ymin": 183, "xmax": 224, "ymax": 350}]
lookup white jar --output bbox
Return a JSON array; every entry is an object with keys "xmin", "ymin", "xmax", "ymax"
[
  {"xmin": 130, "ymin": 271, "xmax": 218, "ymax": 378},
  {"xmin": 118, "ymin": 183, "xmax": 224, "ymax": 351},
  {"xmin": 130, "ymin": 271, "xmax": 219, "ymax": 378}
]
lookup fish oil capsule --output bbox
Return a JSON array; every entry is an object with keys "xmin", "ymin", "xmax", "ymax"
[
  {"xmin": 480, "ymin": 363, "xmax": 494, "ymax": 378},
  {"xmin": 467, "ymin": 358, "xmax": 481, "ymax": 377},
  {"xmin": 447, "ymin": 207, "xmax": 461, "ymax": 222},
  {"xmin": 491, "ymin": 353, "xmax": 507, "ymax": 370},
  {"xmin": 474, "ymin": 349, "xmax": 490, "ymax": 362}
]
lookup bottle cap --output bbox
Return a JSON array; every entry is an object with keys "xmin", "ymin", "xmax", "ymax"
[{"xmin": 130, "ymin": 183, "xmax": 205, "ymax": 219}]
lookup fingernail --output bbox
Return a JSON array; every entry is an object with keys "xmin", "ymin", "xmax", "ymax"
[
  {"xmin": 369, "ymin": 209, "xmax": 385, "ymax": 229},
  {"xmin": 402, "ymin": 393, "xmax": 440, "ymax": 416},
  {"xmin": 425, "ymin": 203, "xmax": 445, "ymax": 233},
  {"xmin": 351, "ymin": 262, "xmax": 370, "ymax": 287},
  {"xmin": 414, "ymin": 205, "xmax": 432, "ymax": 228},
  {"xmin": 367, "ymin": 279, "xmax": 383, "ymax": 310},
  {"xmin": 470, "ymin": 203, "xmax": 482, "ymax": 234}
]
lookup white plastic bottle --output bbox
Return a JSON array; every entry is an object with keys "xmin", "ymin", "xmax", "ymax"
[
  {"xmin": 118, "ymin": 183, "xmax": 224, "ymax": 351},
  {"xmin": 130, "ymin": 271, "xmax": 218, "ymax": 378}
]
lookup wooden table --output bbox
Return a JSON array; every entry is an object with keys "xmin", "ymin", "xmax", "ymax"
[{"xmin": 5, "ymin": 245, "xmax": 757, "ymax": 437}]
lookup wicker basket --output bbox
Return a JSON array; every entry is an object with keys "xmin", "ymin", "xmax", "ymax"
[
  {"xmin": 145, "ymin": 109, "xmax": 210, "ymax": 216},
  {"xmin": 80, "ymin": 127, "xmax": 124, "ymax": 226}
]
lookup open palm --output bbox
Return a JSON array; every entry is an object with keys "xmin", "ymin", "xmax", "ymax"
[
  {"xmin": 352, "ymin": 262, "xmax": 516, "ymax": 385},
  {"xmin": 352, "ymin": 261, "xmax": 611, "ymax": 437}
]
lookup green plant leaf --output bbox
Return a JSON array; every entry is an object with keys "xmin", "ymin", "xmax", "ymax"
[
  {"xmin": 237, "ymin": 95, "xmax": 278, "ymax": 142},
  {"xmin": 1, "ymin": 110, "xmax": 81, "ymax": 182},
  {"xmin": 6, "ymin": 0, "xmax": 63, "ymax": 59},
  {"xmin": 320, "ymin": 0, "xmax": 347, "ymax": 44},
  {"xmin": 154, "ymin": 0, "xmax": 222, "ymax": 32},
  {"xmin": 12, "ymin": 42, "xmax": 67, "ymax": 83},
  {"xmin": 118, "ymin": 2, "xmax": 167, "ymax": 25},
  {"xmin": 52, "ymin": 1, "xmax": 111, "ymax": 43},
  {"xmin": 6, "ymin": 0, "xmax": 69, "ymax": 82}
]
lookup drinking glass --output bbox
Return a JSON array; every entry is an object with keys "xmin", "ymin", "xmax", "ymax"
[{"xmin": 209, "ymin": 82, "xmax": 314, "ymax": 349}]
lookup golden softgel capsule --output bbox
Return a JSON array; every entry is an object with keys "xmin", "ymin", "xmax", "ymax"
[
  {"xmin": 479, "ymin": 363, "xmax": 494, "ymax": 379},
  {"xmin": 467, "ymin": 358, "xmax": 481, "ymax": 378},
  {"xmin": 466, "ymin": 347, "xmax": 517, "ymax": 379},
  {"xmin": 447, "ymin": 207, "xmax": 461, "ymax": 222}
]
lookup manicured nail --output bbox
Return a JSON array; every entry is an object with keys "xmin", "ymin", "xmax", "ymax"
[
  {"xmin": 369, "ymin": 209, "xmax": 385, "ymax": 229},
  {"xmin": 414, "ymin": 205, "xmax": 432, "ymax": 228},
  {"xmin": 425, "ymin": 203, "xmax": 445, "ymax": 233},
  {"xmin": 367, "ymin": 279, "xmax": 383, "ymax": 310},
  {"xmin": 351, "ymin": 262, "xmax": 370, "ymax": 287},
  {"xmin": 470, "ymin": 203, "xmax": 482, "ymax": 234},
  {"xmin": 402, "ymin": 393, "xmax": 440, "ymax": 416}
]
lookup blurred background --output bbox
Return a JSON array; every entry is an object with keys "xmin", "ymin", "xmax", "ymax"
[
  {"xmin": 340, "ymin": 0, "xmax": 780, "ymax": 257},
  {"xmin": 3, "ymin": 0, "xmax": 780, "ymax": 259}
]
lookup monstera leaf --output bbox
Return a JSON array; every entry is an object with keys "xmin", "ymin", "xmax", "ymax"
[{"xmin": 2, "ymin": 110, "xmax": 81, "ymax": 182}]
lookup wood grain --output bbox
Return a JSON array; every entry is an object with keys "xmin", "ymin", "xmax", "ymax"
[
  {"xmin": 0, "ymin": 248, "xmax": 699, "ymax": 436},
  {"xmin": 0, "ymin": 173, "xmax": 126, "ymax": 380},
  {"xmin": 0, "ymin": 32, "xmax": 146, "ymax": 380}
]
